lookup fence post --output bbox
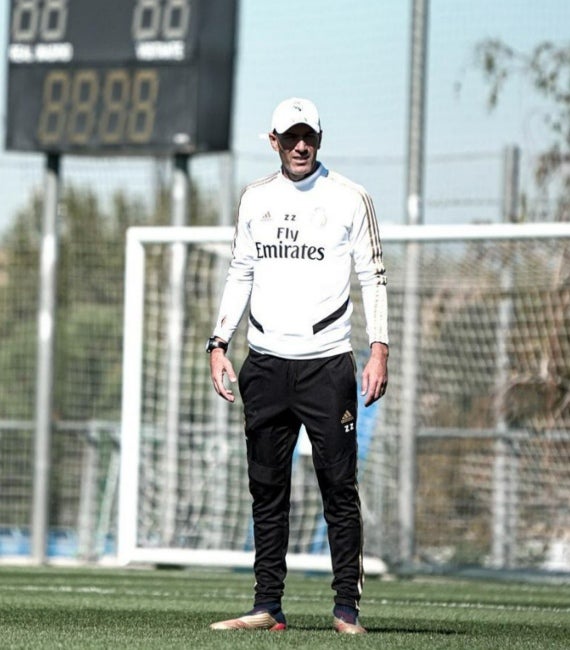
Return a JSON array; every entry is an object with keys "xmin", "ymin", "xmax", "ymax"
[
  {"xmin": 78, "ymin": 422, "xmax": 99, "ymax": 560},
  {"xmin": 163, "ymin": 153, "xmax": 190, "ymax": 545},
  {"xmin": 200, "ymin": 152, "xmax": 234, "ymax": 547},
  {"xmin": 399, "ymin": 0, "xmax": 430, "ymax": 567},
  {"xmin": 492, "ymin": 145, "xmax": 520, "ymax": 568}
]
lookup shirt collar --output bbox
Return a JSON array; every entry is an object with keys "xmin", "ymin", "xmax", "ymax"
[{"xmin": 279, "ymin": 162, "xmax": 325, "ymax": 190}]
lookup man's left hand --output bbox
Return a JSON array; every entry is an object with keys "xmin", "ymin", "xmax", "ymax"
[{"xmin": 361, "ymin": 342, "xmax": 388, "ymax": 407}]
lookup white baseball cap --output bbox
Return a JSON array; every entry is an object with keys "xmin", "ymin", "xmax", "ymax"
[{"xmin": 270, "ymin": 97, "xmax": 321, "ymax": 134}]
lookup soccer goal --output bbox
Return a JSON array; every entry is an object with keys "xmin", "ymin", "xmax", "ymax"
[{"xmin": 118, "ymin": 222, "xmax": 570, "ymax": 574}]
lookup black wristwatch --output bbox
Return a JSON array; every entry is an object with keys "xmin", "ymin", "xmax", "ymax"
[{"xmin": 206, "ymin": 337, "xmax": 228, "ymax": 353}]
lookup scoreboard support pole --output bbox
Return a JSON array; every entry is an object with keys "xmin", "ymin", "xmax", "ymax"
[{"xmin": 31, "ymin": 153, "xmax": 61, "ymax": 564}]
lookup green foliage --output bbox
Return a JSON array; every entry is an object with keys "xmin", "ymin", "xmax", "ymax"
[
  {"xmin": 0, "ymin": 322, "xmax": 36, "ymax": 419},
  {"xmin": 0, "ymin": 173, "xmax": 216, "ymax": 422},
  {"xmin": 55, "ymin": 304, "xmax": 123, "ymax": 420},
  {"xmin": 474, "ymin": 39, "xmax": 570, "ymax": 213}
]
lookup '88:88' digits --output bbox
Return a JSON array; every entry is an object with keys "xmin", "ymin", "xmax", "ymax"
[{"xmin": 37, "ymin": 68, "xmax": 159, "ymax": 146}]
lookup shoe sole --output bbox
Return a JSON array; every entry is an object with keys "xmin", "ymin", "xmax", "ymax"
[
  {"xmin": 333, "ymin": 616, "xmax": 367, "ymax": 634},
  {"xmin": 210, "ymin": 612, "xmax": 286, "ymax": 631}
]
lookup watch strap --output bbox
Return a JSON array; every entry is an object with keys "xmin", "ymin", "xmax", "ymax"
[{"xmin": 206, "ymin": 337, "xmax": 228, "ymax": 353}]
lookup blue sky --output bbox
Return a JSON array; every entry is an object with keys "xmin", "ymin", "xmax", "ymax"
[{"xmin": 1, "ymin": 1, "xmax": 569, "ymax": 232}]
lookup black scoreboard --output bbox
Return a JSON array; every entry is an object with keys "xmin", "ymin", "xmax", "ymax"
[{"xmin": 5, "ymin": 0, "xmax": 238, "ymax": 155}]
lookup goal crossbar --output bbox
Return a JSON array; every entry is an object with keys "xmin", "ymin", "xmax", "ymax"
[{"xmin": 124, "ymin": 221, "xmax": 570, "ymax": 246}]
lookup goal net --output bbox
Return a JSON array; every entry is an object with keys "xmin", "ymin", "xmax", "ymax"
[{"xmin": 118, "ymin": 222, "xmax": 570, "ymax": 574}]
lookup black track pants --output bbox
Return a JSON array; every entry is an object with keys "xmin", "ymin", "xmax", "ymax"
[{"xmin": 238, "ymin": 349, "xmax": 363, "ymax": 609}]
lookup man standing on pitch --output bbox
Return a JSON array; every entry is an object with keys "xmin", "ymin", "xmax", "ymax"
[{"xmin": 207, "ymin": 97, "xmax": 389, "ymax": 634}]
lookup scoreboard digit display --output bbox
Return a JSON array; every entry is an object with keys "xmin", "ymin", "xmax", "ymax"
[{"xmin": 6, "ymin": 0, "xmax": 238, "ymax": 155}]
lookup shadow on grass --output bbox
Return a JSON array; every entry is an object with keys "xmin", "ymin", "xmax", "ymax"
[
  {"xmin": 290, "ymin": 613, "xmax": 464, "ymax": 636},
  {"xmin": 293, "ymin": 624, "xmax": 463, "ymax": 635}
]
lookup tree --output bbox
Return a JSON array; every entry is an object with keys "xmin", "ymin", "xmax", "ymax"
[
  {"xmin": 472, "ymin": 39, "xmax": 570, "ymax": 430},
  {"xmin": 0, "ymin": 174, "xmax": 217, "ymax": 421},
  {"xmin": 474, "ymin": 39, "xmax": 570, "ymax": 221}
]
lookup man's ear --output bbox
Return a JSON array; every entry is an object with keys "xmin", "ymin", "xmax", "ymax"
[
  {"xmin": 317, "ymin": 131, "xmax": 323, "ymax": 149},
  {"xmin": 268, "ymin": 132, "xmax": 280, "ymax": 152}
]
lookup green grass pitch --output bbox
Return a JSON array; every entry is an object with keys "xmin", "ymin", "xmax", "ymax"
[{"xmin": 0, "ymin": 566, "xmax": 569, "ymax": 649}]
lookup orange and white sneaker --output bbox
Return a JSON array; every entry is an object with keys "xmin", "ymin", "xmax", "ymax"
[
  {"xmin": 210, "ymin": 605, "xmax": 287, "ymax": 631},
  {"xmin": 333, "ymin": 606, "xmax": 367, "ymax": 634},
  {"xmin": 333, "ymin": 616, "xmax": 367, "ymax": 634}
]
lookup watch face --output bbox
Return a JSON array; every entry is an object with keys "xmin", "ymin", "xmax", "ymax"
[{"xmin": 207, "ymin": 338, "xmax": 225, "ymax": 352}]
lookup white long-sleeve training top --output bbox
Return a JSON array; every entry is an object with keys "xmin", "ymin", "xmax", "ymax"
[{"xmin": 213, "ymin": 162, "xmax": 388, "ymax": 360}]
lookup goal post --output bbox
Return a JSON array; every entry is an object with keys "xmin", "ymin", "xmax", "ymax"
[
  {"xmin": 118, "ymin": 222, "xmax": 570, "ymax": 574},
  {"xmin": 118, "ymin": 226, "xmax": 235, "ymax": 565}
]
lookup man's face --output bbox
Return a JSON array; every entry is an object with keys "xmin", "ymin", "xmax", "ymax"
[{"xmin": 269, "ymin": 124, "xmax": 322, "ymax": 181}]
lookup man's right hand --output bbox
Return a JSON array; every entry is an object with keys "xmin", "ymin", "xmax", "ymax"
[{"xmin": 210, "ymin": 349, "xmax": 238, "ymax": 402}]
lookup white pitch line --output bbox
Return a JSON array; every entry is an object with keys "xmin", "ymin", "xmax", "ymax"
[
  {"xmin": 0, "ymin": 585, "xmax": 117, "ymax": 594},
  {"xmin": 2, "ymin": 585, "xmax": 569, "ymax": 614},
  {"xmin": 370, "ymin": 598, "xmax": 570, "ymax": 614}
]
